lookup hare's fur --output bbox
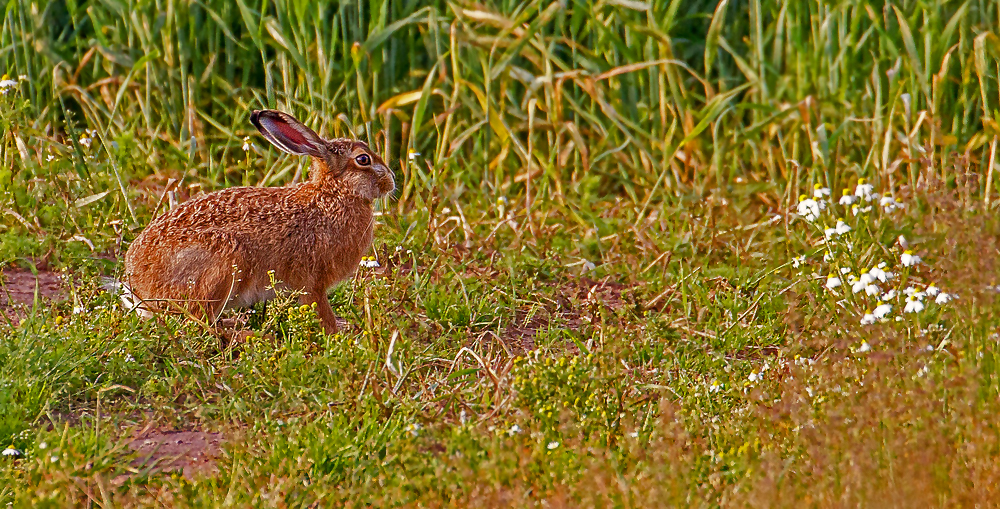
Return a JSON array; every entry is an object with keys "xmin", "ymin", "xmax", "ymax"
[{"xmin": 124, "ymin": 110, "xmax": 394, "ymax": 333}]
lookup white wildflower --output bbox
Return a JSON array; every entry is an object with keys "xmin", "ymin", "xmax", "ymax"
[
  {"xmin": 865, "ymin": 283, "xmax": 881, "ymax": 297},
  {"xmin": 878, "ymin": 194, "xmax": 903, "ymax": 212},
  {"xmin": 813, "ymin": 184, "xmax": 831, "ymax": 198},
  {"xmin": 839, "ymin": 188, "xmax": 856, "ymax": 206},
  {"xmin": 407, "ymin": 149, "xmax": 421, "ymax": 161},
  {"xmin": 840, "ymin": 267, "xmax": 851, "ymax": 274},
  {"xmin": 359, "ymin": 256, "xmax": 380, "ymax": 268},
  {"xmin": 858, "ymin": 341, "xmax": 872, "ymax": 353},
  {"xmin": 860, "ymin": 310, "xmax": 877, "ymax": 325},
  {"xmin": 709, "ymin": 380, "xmax": 723, "ymax": 393},
  {"xmin": 404, "ymin": 422, "xmax": 422, "ymax": 437},
  {"xmin": 547, "ymin": 441, "xmax": 560, "ymax": 450},
  {"xmin": 925, "ymin": 285, "xmax": 940, "ymax": 297},
  {"xmin": 904, "ymin": 296, "xmax": 925, "ymax": 313},
  {"xmin": 791, "ymin": 256, "xmax": 805, "ymax": 269},
  {"xmin": 2, "ymin": 446, "xmax": 20, "ymax": 457},
  {"xmin": 935, "ymin": 293, "xmax": 954, "ymax": 305},
  {"xmin": 0, "ymin": 74, "xmax": 16, "ymax": 94},
  {"xmin": 796, "ymin": 195, "xmax": 821, "ymax": 222},
  {"xmin": 901, "ymin": 250, "xmax": 921, "ymax": 267},
  {"xmin": 242, "ymin": 136, "xmax": 251, "ymax": 152},
  {"xmin": 851, "ymin": 204, "xmax": 872, "ymax": 216},
  {"xmin": 868, "ymin": 265, "xmax": 885, "ymax": 283},
  {"xmin": 748, "ymin": 372, "xmax": 759, "ymax": 383},
  {"xmin": 849, "ymin": 274, "xmax": 866, "ymax": 294},
  {"xmin": 874, "ymin": 262, "xmax": 893, "ymax": 282},
  {"xmin": 873, "ymin": 301, "xmax": 892, "ymax": 318},
  {"xmin": 835, "ymin": 219, "xmax": 851, "ymax": 235},
  {"xmin": 855, "ymin": 178, "xmax": 875, "ymax": 201},
  {"xmin": 881, "ymin": 289, "xmax": 897, "ymax": 301},
  {"xmin": 826, "ymin": 274, "xmax": 842, "ymax": 290},
  {"xmin": 508, "ymin": 424, "xmax": 521, "ymax": 435}
]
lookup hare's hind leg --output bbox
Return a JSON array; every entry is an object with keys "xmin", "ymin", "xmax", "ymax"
[{"xmin": 299, "ymin": 290, "xmax": 339, "ymax": 335}]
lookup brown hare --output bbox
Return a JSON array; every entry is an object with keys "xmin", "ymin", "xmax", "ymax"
[{"xmin": 123, "ymin": 109, "xmax": 395, "ymax": 334}]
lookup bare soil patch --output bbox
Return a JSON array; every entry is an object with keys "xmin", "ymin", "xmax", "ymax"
[
  {"xmin": 0, "ymin": 267, "xmax": 65, "ymax": 316},
  {"xmin": 126, "ymin": 428, "xmax": 224, "ymax": 480},
  {"xmin": 503, "ymin": 276, "xmax": 634, "ymax": 353}
]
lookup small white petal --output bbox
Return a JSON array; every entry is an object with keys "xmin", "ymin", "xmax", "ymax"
[
  {"xmin": 901, "ymin": 251, "xmax": 921, "ymax": 267},
  {"xmin": 904, "ymin": 299, "xmax": 925, "ymax": 313},
  {"xmin": 852, "ymin": 280, "xmax": 867, "ymax": 294},
  {"xmin": 835, "ymin": 220, "xmax": 851, "ymax": 235},
  {"xmin": 873, "ymin": 303, "xmax": 892, "ymax": 318}
]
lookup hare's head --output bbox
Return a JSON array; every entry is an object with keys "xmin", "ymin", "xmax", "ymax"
[{"xmin": 250, "ymin": 109, "xmax": 395, "ymax": 200}]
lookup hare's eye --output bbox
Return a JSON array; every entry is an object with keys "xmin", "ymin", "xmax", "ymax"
[{"xmin": 355, "ymin": 154, "xmax": 371, "ymax": 166}]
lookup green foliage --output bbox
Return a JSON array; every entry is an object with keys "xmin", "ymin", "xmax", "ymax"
[
  {"xmin": 2, "ymin": 0, "xmax": 1000, "ymax": 506},
  {"xmin": 511, "ymin": 352, "xmax": 625, "ymax": 438}
]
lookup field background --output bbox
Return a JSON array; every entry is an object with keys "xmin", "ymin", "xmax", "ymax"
[{"xmin": 2, "ymin": 0, "xmax": 1000, "ymax": 506}]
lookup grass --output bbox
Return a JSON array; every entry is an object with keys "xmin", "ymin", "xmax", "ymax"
[{"xmin": 2, "ymin": 0, "xmax": 1000, "ymax": 506}]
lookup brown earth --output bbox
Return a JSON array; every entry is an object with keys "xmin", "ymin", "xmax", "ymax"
[
  {"xmin": 503, "ymin": 276, "xmax": 634, "ymax": 353},
  {"xmin": 124, "ymin": 428, "xmax": 224, "ymax": 480},
  {"xmin": 0, "ymin": 267, "xmax": 65, "ymax": 317}
]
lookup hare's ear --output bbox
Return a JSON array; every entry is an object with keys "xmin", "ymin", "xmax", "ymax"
[{"xmin": 250, "ymin": 110, "xmax": 326, "ymax": 158}]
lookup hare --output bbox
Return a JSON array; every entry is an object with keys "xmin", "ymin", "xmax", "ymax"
[{"xmin": 123, "ymin": 109, "xmax": 395, "ymax": 334}]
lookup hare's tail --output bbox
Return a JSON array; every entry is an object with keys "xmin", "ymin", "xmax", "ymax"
[{"xmin": 101, "ymin": 277, "xmax": 154, "ymax": 319}]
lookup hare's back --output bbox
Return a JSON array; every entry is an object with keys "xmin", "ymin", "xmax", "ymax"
[
  {"xmin": 146, "ymin": 186, "xmax": 305, "ymax": 234},
  {"xmin": 126, "ymin": 186, "xmax": 295, "ymax": 275}
]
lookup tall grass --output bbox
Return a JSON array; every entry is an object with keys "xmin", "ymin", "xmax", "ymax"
[{"xmin": 1, "ymin": 0, "xmax": 999, "ymax": 224}]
